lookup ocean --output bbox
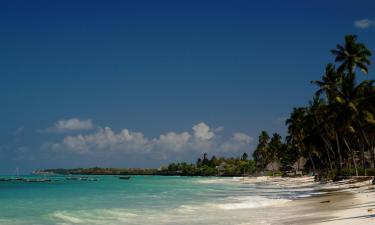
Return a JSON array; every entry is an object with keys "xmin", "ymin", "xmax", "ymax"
[{"xmin": 0, "ymin": 175, "xmax": 319, "ymax": 225}]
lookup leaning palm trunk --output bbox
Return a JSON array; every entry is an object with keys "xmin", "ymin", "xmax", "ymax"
[
  {"xmin": 308, "ymin": 150, "xmax": 316, "ymax": 174},
  {"xmin": 343, "ymin": 137, "xmax": 358, "ymax": 176},
  {"xmin": 323, "ymin": 145, "xmax": 333, "ymax": 171},
  {"xmin": 320, "ymin": 134, "xmax": 334, "ymax": 171},
  {"xmin": 357, "ymin": 120, "xmax": 372, "ymax": 168},
  {"xmin": 335, "ymin": 133, "xmax": 343, "ymax": 175},
  {"xmin": 360, "ymin": 142, "xmax": 365, "ymax": 171}
]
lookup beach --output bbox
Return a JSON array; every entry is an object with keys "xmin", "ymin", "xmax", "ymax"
[
  {"xmin": 241, "ymin": 176, "xmax": 375, "ymax": 225},
  {"xmin": 225, "ymin": 176, "xmax": 375, "ymax": 225},
  {"xmin": 285, "ymin": 178, "xmax": 375, "ymax": 225}
]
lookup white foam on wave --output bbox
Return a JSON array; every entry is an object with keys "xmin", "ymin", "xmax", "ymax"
[
  {"xmin": 177, "ymin": 195, "xmax": 291, "ymax": 212},
  {"xmin": 194, "ymin": 178, "xmax": 235, "ymax": 184},
  {"xmin": 52, "ymin": 209, "xmax": 139, "ymax": 224},
  {"xmin": 177, "ymin": 204, "xmax": 200, "ymax": 212},
  {"xmin": 53, "ymin": 212, "xmax": 85, "ymax": 223},
  {"xmin": 216, "ymin": 196, "xmax": 290, "ymax": 210}
]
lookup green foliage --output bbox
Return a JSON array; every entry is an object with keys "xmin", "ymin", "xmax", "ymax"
[
  {"xmin": 265, "ymin": 171, "xmax": 283, "ymax": 176},
  {"xmin": 161, "ymin": 153, "xmax": 257, "ymax": 176}
]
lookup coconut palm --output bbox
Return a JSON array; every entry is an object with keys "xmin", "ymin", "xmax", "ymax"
[
  {"xmin": 252, "ymin": 131, "xmax": 270, "ymax": 171},
  {"xmin": 331, "ymin": 34, "xmax": 372, "ymax": 77},
  {"xmin": 268, "ymin": 133, "xmax": 283, "ymax": 174}
]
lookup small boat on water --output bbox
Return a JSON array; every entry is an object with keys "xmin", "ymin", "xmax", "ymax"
[
  {"xmin": 0, "ymin": 178, "xmax": 12, "ymax": 182},
  {"xmin": 66, "ymin": 176, "xmax": 99, "ymax": 181},
  {"xmin": 23, "ymin": 178, "xmax": 52, "ymax": 183},
  {"xmin": 118, "ymin": 176, "xmax": 131, "ymax": 180}
]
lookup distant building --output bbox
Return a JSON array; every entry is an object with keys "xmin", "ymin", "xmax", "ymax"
[
  {"xmin": 216, "ymin": 162, "xmax": 227, "ymax": 175},
  {"xmin": 292, "ymin": 157, "xmax": 307, "ymax": 171},
  {"xmin": 265, "ymin": 161, "xmax": 281, "ymax": 171}
]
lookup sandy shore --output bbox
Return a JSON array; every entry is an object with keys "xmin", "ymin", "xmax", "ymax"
[{"xmin": 279, "ymin": 178, "xmax": 375, "ymax": 225}]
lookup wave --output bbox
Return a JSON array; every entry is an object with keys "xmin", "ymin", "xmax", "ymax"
[
  {"xmin": 216, "ymin": 196, "xmax": 290, "ymax": 210},
  {"xmin": 51, "ymin": 195, "xmax": 290, "ymax": 225},
  {"xmin": 52, "ymin": 209, "xmax": 139, "ymax": 224}
]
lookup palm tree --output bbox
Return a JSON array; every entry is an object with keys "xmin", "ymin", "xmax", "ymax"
[
  {"xmin": 241, "ymin": 152, "xmax": 248, "ymax": 161},
  {"xmin": 331, "ymin": 34, "xmax": 372, "ymax": 78},
  {"xmin": 312, "ymin": 64, "xmax": 342, "ymax": 103},
  {"xmin": 252, "ymin": 131, "xmax": 270, "ymax": 171},
  {"xmin": 202, "ymin": 152, "xmax": 209, "ymax": 165},
  {"xmin": 268, "ymin": 133, "xmax": 283, "ymax": 174},
  {"xmin": 286, "ymin": 107, "xmax": 306, "ymax": 171}
]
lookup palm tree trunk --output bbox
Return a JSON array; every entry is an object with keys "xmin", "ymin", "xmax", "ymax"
[
  {"xmin": 320, "ymin": 134, "xmax": 334, "ymax": 171},
  {"xmin": 357, "ymin": 120, "xmax": 372, "ymax": 168},
  {"xmin": 343, "ymin": 137, "xmax": 358, "ymax": 176},
  {"xmin": 335, "ymin": 133, "xmax": 343, "ymax": 175},
  {"xmin": 324, "ymin": 145, "xmax": 333, "ymax": 171},
  {"xmin": 308, "ymin": 153, "xmax": 316, "ymax": 174},
  {"xmin": 361, "ymin": 142, "xmax": 365, "ymax": 170}
]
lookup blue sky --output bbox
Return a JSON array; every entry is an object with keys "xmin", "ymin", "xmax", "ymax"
[{"xmin": 0, "ymin": 0, "xmax": 374, "ymax": 173}]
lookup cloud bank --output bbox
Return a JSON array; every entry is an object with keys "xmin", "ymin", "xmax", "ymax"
[{"xmin": 42, "ymin": 122, "xmax": 253, "ymax": 161}]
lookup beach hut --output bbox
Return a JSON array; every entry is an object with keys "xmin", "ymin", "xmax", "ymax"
[{"xmin": 216, "ymin": 162, "xmax": 227, "ymax": 176}]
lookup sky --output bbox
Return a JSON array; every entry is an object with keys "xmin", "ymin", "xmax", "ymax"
[{"xmin": 0, "ymin": 0, "xmax": 375, "ymax": 174}]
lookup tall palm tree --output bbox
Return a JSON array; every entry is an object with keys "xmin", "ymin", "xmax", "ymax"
[
  {"xmin": 312, "ymin": 64, "xmax": 342, "ymax": 103},
  {"xmin": 331, "ymin": 34, "xmax": 372, "ymax": 77},
  {"xmin": 268, "ymin": 133, "xmax": 283, "ymax": 174},
  {"xmin": 252, "ymin": 131, "xmax": 270, "ymax": 171},
  {"xmin": 286, "ymin": 107, "xmax": 306, "ymax": 171}
]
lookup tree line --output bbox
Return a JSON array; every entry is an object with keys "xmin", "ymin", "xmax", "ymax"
[{"xmin": 253, "ymin": 34, "xmax": 374, "ymax": 178}]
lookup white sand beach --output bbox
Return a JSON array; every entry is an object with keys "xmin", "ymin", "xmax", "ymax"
[
  {"xmin": 309, "ymin": 180, "xmax": 375, "ymax": 225},
  {"xmin": 259, "ymin": 176, "xmax": 375, "ymax": 225}
]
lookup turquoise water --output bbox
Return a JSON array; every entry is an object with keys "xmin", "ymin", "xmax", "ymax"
[{"xmin": 0, "ymin": 175, "xmax": 318, "ymax": 225}]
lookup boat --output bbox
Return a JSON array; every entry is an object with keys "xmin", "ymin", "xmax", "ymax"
[
  {"xmin": 0, "ymin": 178, "xmax": 12, "ymax": 182},
  {"xmin": 23, "ymin": 178, "xmax": 52, "ymax": 183},
  {"xmin": 118, "ymin": 176, "xmax": 131, "ymax": 180},
  {"xmin": 65, "ymin": 176, "xmax": 98, "ymax": 181}
]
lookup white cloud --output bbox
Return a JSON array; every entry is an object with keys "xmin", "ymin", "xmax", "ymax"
[
  {"xmin": 156, "ymin": 132, "xmax": 191, "ymax": 152},
  {"xmin": 354, "ymin": 19, "xmax": 375, "ymax": 29},
  {"xmin": 214, "ymin": 126, "xmax": 224, "ymax": 132},
  {"xmin": 219, "ymin": 133, "xmax": 253, "ymax": 152},
  {"xmin": 44, "ymin": 118, "xmax": 94, "ymax": 132},
  {"xmin": 41, "ymin": 122, "xmax": 253, "ymax": 159},
  {"xmin": 60, "ymin": 127, "xmax": 150, "ymax": 154},
  {"xmin": 232, "ymin": 132, "xmax": 253, "ymax": 143},
  {"xmin": 192, "ymin": 122, "xmax": 215, "ymax": 140}
]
